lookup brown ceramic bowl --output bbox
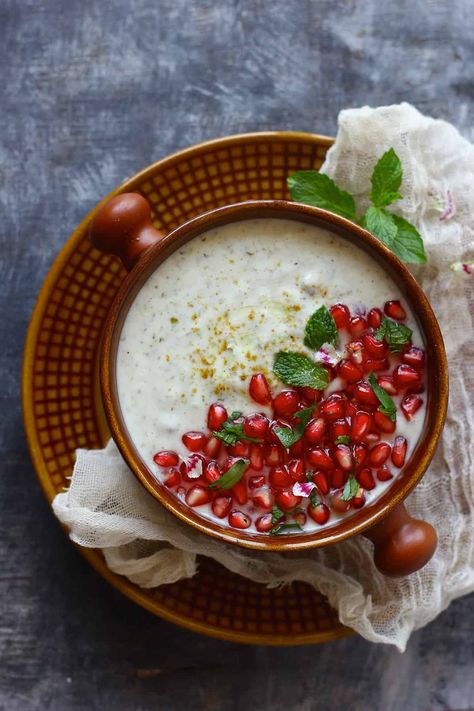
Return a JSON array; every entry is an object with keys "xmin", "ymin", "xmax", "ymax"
[{"xmin": 90, "ymin": 194, "xmax": 448, "ymax": 577}]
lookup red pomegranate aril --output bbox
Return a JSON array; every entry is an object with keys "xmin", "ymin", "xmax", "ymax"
[
  {"xmin": 269, "ymin": 465, "xmax": 292, "ymax": 488},
  {"xmin": 289, "ymin": 439, "xmax": 304, "ymax": 457},
  {"xmin": 249, "ymin": 373, "xmax": 272, "ymax": 405},
  {"xmin": 373, "ymin": 410, "xmax": 396, "ymax": 434},
  {"xmin": 376, "ymin": 465, "xmax": 393, "ymax": 482},
  {"xmin": 308, "ymin": 501, "xmax": 330, "ymax": 525},
  {"xmin": 207, "ymin": 403, "xmax": 228, "ymax": 430},
  {"xmin": 255, "ymin": 513, "xmax": 273, "ymax": 532},
  {"xmin": 330, "ymin": 303, "xmax": 350, "ymax": 330},
  {"xmin": 313, "ymin": 470, "xmax": 330, "ymax": 495},
  {"xmin": 249, "ymin": 443, "xmax": 264, "ymax": 471},
  {"xmin": 293, "ymin": 511, "xmax": 307, "ymax": 527},
  {"xmin": 304, "ymin": 417, "xmax": 326, "ymax": 444},
  {"xmin": 402, "ymin": 346, "xmax": 425, "ymax": 369},
  {"xmin": 266, "ymin": 419, "xmax": 290, "ymax": 444},
  {"xmin": 273, "ymin": 389, "xmax": 300, "ymax": 418},
  {"xmin": 212, "ymin": 496, "xmax": 232, "ymax": 519},
  {"xmin": 393, "ymin": 364, "xmax": 422, "ymax": 389},
  {"xmin": 204, "ymin": 435, "xmax": 222, "ymax": 458},
  {"xmin": 249, "ymin": 474, "xmax": 265, "ymax": 489},
  {"xmin": 331, "ymin": 490, "xmax": 351, "ymax": 512},
  {"xmin": 321, "ymin": 395, "xmax": 346, "ymax": 421},
  {"xmin": 353, "ymin": 381, "xmax": 379, "ymax": 406},
  {"xmin": 363, "ymin": 333, "xmax": 388, "ymax": 358},
  {"xmin": 384, "ymin": 300, "xmax": 406, "ymax": 320},
  {"xmin": 347, "ymin": 340, "xmax": 366, "ymax": 365},
  {"xmin": 367, "ymin": 307, "xmax": 383, "ymax": 329},
  {"xmin": 350, "ymin": 315, "xmax": 367, "ymax": 337},
  {"xmin": 307, "ymin": 447, "xmax": 334, "ymax": 469},
  {"xmin": 357, "ymin": 468, "xmax": 376, "ymax": 490},
  {"xmin": 164, "ymin": 468, "xmax": 180, "ymax": 488},
  {"xmin": 232, "ymin": 480, "xmax": 248, "ymax": 506},
  {"xmin": 337, "ymin": 359, "xmax": 364, "ymax": 383},
  {"xmin": 333, "ymin": 444, "xmax": 353, "ymax": 471},
  {"xmin": 180, "ymin": 454, "xmax": 205, "ymax": 481},
  {"xmin": 363, "ymin": 432, "xmax": 381, "ymax": 446},
  {"xmin": 264, "ymin": 444, "xmax": 284, "ymax": 466},
  {"xmin": 352, "ymin": 493, "xmax": 366, "ymax": 509},
  {"xmin": 401, "ymin": 394, "xmax": 424, "ymax": 420},
  {"xmin": 229, "ymin": 510, "xmax": 252, "ymax": 529},
  {"xmin": 377, "ymin": 375, "xmax": 398, "ymax": 395},
  {"xmin": 243, "ymin": 413, "xmax": 269, "ymax": 438},
  {"xmin": 204, "ymin": 460, "xmax": 221, "ymax": 484},
  {"xmin": 275, "ymin": 490, "xmax": 302, "ymax": 511},
  {"xmin": 182, "ymin": 431, "xmax": 207, "ymax": 452},
  {"xmin": 227, "ymin": 440, "xmax": 250, "ymax": 457},
  {"xmin": 345, "ymin": 399, "xmax": 358, "ymax": 420},
  {"xmin": 299, "ymin": 386, "xmax": 321, "ymax": 403},
  {"xmin": 368, "ymin": 442, "xmax": 391, "ymax": 466},
  {"xmin": 351, "ymin": 410, "xmax": 372, "ymax": 440},
  {"xmin": 353, "ymin": 442, "xmax": 368, "ymax": 468},
  {"xmin": 185, "ymin": 485, "xmax": 212, "ymax": 507},
  {"xmin": 252, "ymin": 487, "xmax": 272, "ymax": 510},
  {"xmin": 288, "ymin": 458, "xmax": 306, "ymax": 482},
  {"xmin": 330, "ymin": 468, "xmax": 346, "ymax": 489},
  {"xmin": 332, "ymin": 418, "xmax": 350, "ymax": 439},
  {"xmin": 153, "ymin": 450, "xmax": 179, "ymax": 467},
  {"xmin": 364, "ymin": 357, "xmax": 389, "ymax": 373},
  {"xmin": 391, "ymin": 436, "xmax": 407, "ymax": 468}
]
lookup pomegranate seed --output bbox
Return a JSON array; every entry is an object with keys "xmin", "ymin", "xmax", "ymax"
[
  {"xmin": 288, "ymin": 458, "xmax": 306, "ymax": 482},
  {"xmin": 273, "ymin": 390, "xmax": 300, "ymax": 418},
  {"xmin": 337, "ymin": 359, "xmax": 364, "ymax": 382},
  {"xmin": 243, "ymin": 413, "xmax": 269, "ymax": 438},
  {"xmin": 321, "ymin": 395, "xmax": 346, "ymax": 421},
  {"xmin": 402, "ymin": 346, "xmax": 425, "ymax": 369},
  {"xmin": 377, "ymin": 465, "xmax": 393, "ymax": 482},
  {"xmin": 299, "ymin": 386, "xmax": 321, "ymax": 403},
  {"xmin": 350, "ymin": 315, "xmax": 367, "ymax": 336},
  {"xmin": 330, "ymin": 303, "xmax": 350, "ymax": 330},
  {"xmin": 353, "ymin": 381, "xmax": 379, "ymax": 406},
  {"xmin": 308, "ymin": 501, "xmax": 330, "ymax": 525},
  {"xmin": 363, "ymin": 333, "xmax": 388, "ymax": 358},
  {"xmin": 351, "ymin": 410, "xmax": 372, "ymax": 440},
  {"xmin": 333, "ymin": 444, "xmax": 353, "ymax": 471},
  {"xmin": 353, "ymin": 442, "xmax": 368, "ymax": 468},
  {"xmin": 252, "ymin": 487, "xmax": 273, "ymax": 510},
  {"xmin": 352, "ymin": 491, "xmax": 366, "ymax": 509},
  {"xmin": 401, "ymin": 394, "xmax": 424, "ymax": 420},
  {"xmin": 364, "ymin": 357, "xmax": 389, "ymax": 373},
  {"xmin": 393, "ymin": 364, "xmax": 422, "ymax": 389},
  {"xmin": 207, "ymin": 403, "xmax": 228, "ymax": 430},
  {"xmin": 357, "ymin": 468, "xmax": 376, "ymax": 490},
  {"xmin": 331, "ymin": 490, "xmax": 351, "ymax": 513},
  {"xmin": 307, "ymin": 447, "xmax": 334, "ymax": 469},
  {"xmin": 367, "ymin": 307, "xmax": 383, "ymax": 329},
  {"xmin": 293, "ymin": 511, "xmax": 307, "ymax": 527},
  {"xmin": 204, "ymin": 435, "xmax": 222, "ymax": 458},
  {"xmin": 332, "ymin": 418, "xmax": 350, "ymax": 439},
  {"xmin": 275, "ymin": 490, "xmax": 302, "ymax": 511},
  {"xmin": 182, "ymin": 431, "xmax": 207, "ymax": 452},
  {"xmin": 304, "ymin": 417, "xmax": 326, "ymax": 444},
  {"xmin": 347, "ymin": 340, "xmax": 367, "ymax": 365},
  {"xmin": 249, "ymin": 474, "xmax": 265, "ymax": 489},
  {"xmin": 384, "ymin": 300, "xmax": 406, "ymax": 320},
  {"xmin": 391, "ymin": 436, "xmax": 407, "ymax": 467},
  {"xmin": 185, "ymin": 485, "xmax": 212, "ymax": 507},
  {"xmin": 228, "ymin": 510, "xmax": 252, "ymax": 529},
  {"xmin": 289, "ymin": 439, "xmax": 304, "ymax": 457},
  {"xmin": 249, "ymin": 443, "xmax": 264, "ymax": 470},
  {"xmin": 363, "ymin": 432, "xmax": 381, "ymax": 446},
  {"xmin": 368, "ymin": 442, "xmax": 391, "ymax": 466},
  {"xmin": 249, "ymin": 373, "xmax": 272, "ymax": 405},
  {"xmin": 228, "ymin": 440, "xmax": 250, "ymax": 457},
  {"xmin": 203, "ymin": 460, "xmax": 221, "ymax": 484},
  {"xmin": 212, "ymin": 496, "xmax": 232, "ymax": 519},
  {"xmin": 232, "ymin": 480, "xmax": 248, "ymax": 505},
  {"xmin": 255, "ymin": 513, "xmax": 273, "ymax": 532},
  {"xmin": 373, "ymin": 411, "xmax": 396, "ymax": 433},
  {"xmin": 153, "ymin": 450, "xmax": 179, "ymax": 467},
  {"xmin": 269, "ymin": 465, "xmax": 292, "ymax": 488},
  {"xmin": 345, "ymin": 399, "xmax": 358, "ymax": 419},
  {"xmin": 266, "ymin": 419, "xmax": 290, "ymax": 444},
  {"xmin": 180, "ymin": 454, "xmax": 205, "ymax": 481},
  {"xmin": 330, "ymin": 468, "xmax": 346, "ymax": 489},
  {"xmin": 377, "ymin": 375, "xmax": 398, "ymax": 395},
  {"xmin": 264, "ymin": 444, "xmax": 284, "ymax": 466},
  {"xmin": 313, "ymin": 470, "xmax": 329, "ymax": 495},
  {"xmin": 164, "ymin": 468, "xmax": 180, "ymax": 488}
]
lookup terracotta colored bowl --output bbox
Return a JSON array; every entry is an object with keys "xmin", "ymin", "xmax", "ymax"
[{"xmin": 90, "ymin": 194, "xmax": 448, "ymax": 577}]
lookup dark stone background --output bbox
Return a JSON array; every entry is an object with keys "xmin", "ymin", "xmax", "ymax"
[{"xmin": 2, "ymin": 1, "xmax": 473, "ymax": 709}]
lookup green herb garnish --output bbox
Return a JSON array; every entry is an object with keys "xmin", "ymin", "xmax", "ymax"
[
  {"xmin": 274, "ymin": 405, "xmax": 314, "ymax": 450},
  {"xmin": 208, "ymin": 459, "xmax": 248, "ymax": 490},
  {"xmin": 270, "ymin": 522, "xmax": 304, "ymax": 536},
  {"xmin": 374, "ymin": 316, "xmax": 413, "ymax": 353},
  {"xmin": 213, "ymin": 411, "xmax": 262, "ymax": 446},
  {"xmin": 368, "ymin": 372, "xmax": 397, "ymax": 422},
  {"xmin": 369, "ymin": 147, "xmax": 403, "ymax": 207},
  {"xmin": 273, "ymin": 351, "xmax": 329, "ymax": 390},
  {"xmin": 309, "ymin": 489, "xmax": 320, "ymax": 507},
  {"xmin": 335, "ymin": 435, "xmax": 351, "ymax": 445},
  {"xmin": 341, "ymin": 474, "xmax": 359, "ymax": 502},
  {"xmin": 304, "ymin": 305, "xmax": 338, "ymax": 350},
  {"xmin": 287, "ymin": 171, "xmax": 356, "ymax": 221}
]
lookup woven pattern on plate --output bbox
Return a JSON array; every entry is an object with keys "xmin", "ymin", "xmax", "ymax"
[{"xmin": 23, "ymin": 132, "xmax": 350, "ymax": 644}]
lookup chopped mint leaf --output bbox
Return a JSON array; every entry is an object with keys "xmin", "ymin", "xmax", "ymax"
[
  {"xmin": 309, "ymin": 490, "xmax": 320, "ymax": 507},
  {"xmin": 274, "ymin": 405, "xmax": 314, "ymax": 450},
  {"xmin": 361, "ymin": 206, "xmax": 398, "ymax": 247},
  {"xmin": 368, "ymin": 372, "xmax": 397, "ymax": 422},
  {"xmin": 391, "ymin": 215, "xmax": 427, "ymax": 264},
  {"xmin": 335, "ymin": 435, "xmax": 351, "ymax": 445},
  {"xmin": 369, "ymin": 148, "xmax": 403, "ymax": 208},
  {"xmin": 287, "ymin": 171, "xmax": 356, "ymax": 221},
  {"xmin": 375, "ymin": 316, "xmax": 413, "ymax": 353},
  {"xmin": 213, "ymin": 412, "xmax": 262, "ymax": 446},
  {"xmin": 304, "ymin": 305, "xmax": 338, "ymax": 351},
  {"xmin": 273, "ymin": 351, "xmax": 329, "ymax": 390},
  {"xmin": 270, "ymin": 522, "xmax": 304, "ymax": 536},
  {"xmin": 341, "ymin": 475, "xmax": 359, "ymax": 501},
  {"xmin": 306, "ymin": 470, "xmax": 315, "ymax": 482},
  {"xmin": 271, "ymin": 505, "xmax": 285, "ymax": 525},
  {"xmin": 208, "ymin": 459, "xmax": 248, "ymax": 489}
]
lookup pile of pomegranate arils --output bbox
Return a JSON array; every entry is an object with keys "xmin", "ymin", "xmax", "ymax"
[{"xmin": 153, "ymin": 300, "xmax": 425, "ymax": 535}]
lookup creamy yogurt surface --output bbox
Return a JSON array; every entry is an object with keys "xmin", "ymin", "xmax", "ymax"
[{"xmin": 116, "ymin": 218, "xmax": 426, "ymax": 531}]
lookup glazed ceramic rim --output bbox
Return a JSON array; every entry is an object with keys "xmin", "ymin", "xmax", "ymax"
[{"xmin": 100, "ymin": 199, "xmax": 449, "ymax": 552}]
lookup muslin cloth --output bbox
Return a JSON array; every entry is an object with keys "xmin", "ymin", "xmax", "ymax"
[{"xmin": 53, "ymin": 104, "xmax": 474, "ymax": 651}]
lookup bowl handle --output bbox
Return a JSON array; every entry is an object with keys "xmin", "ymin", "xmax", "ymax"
[
  {"xmin": 363, "ymin": 503, "xmax": 437, "ymax": 577},
  {"xmin": 89, "ymin": 193, "xmax": 165, "ymax": 271}
]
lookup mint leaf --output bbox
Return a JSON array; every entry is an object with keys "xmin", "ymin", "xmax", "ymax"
[
  {"xmin": 341, "ymin": 475, "xmax": 359, "ymax": 501},
  {"xmin": 304, "ymin": 305, "xmax": 338, "ymax": 350},
  {"xmin": 208, "ymin": 459, "xmax": 248, "ymax": 489},
  {"xmin": 309, "ymin": 490, "xmax": 320, "ymax": 507},
  {"xmin": 273, "ymin": 351, "xmax": 329, "ymax": 390},
  {"xmin": 270, "ymin": 522, "xmax": 303, "ymax": 536},
  {"xmin": 361, "ymin": 206, "xmax": 398, "ymax": 246},
  {"xmin": 335, "ymin": 435, "xmax": 351, "ymax": 445},
  {"xmin": 271, "ymin": 505, "xmax": 285, "ymax": 525},
  {"xmin": 375, "ymin": 317, "xmax": 413, "ymax": 353},
  {"xmin": 287, "ymin": 171, "xmax": 356, "ymax": 221},
  {"xmin": 274, "ymin": 405, "xmax": 314, "ymax": 450},
  {"xmin": 213, "ymin": 412, "xmax": 262, "ymax": 446},
  {"xmin": 368, "ymin": 372, "xmax": 396, "ymax": 422},
  {"xmin": 369, "ymin": 148, "xmax": 403, "ymax": 207},
  {"xmin": 391, "ymin": 215, "xmax": 427, "ymax": 264}
]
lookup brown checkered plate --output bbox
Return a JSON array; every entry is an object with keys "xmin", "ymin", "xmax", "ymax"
[{"xmin": 22, "ymin": 131, "xmax": 351, "ymax": 644}]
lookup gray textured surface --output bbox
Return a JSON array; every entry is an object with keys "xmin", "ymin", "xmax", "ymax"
[{"xmin": 1, "ymin": 0, "xmax": 474, "ymax": 709}]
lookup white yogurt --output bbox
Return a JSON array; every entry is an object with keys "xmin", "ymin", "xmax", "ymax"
[{"xmin": 116, "ymin": 218, "xmax": 426, "ymax": 532}]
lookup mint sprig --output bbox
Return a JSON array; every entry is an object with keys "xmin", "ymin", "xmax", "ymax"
[
  {"xmin": 304, "ymin": 305, "xmax": 338, "ymax": 350},
  {"xmin": 341, "ymin": 474, "xmax": 359, "ymax": 502},
  {"xmin": 208, "ymin": 459, "xmax": 248, "ymax": 490},
  {"xmin": 335, "ymin": 435, "xmax": 351, "ymax": 445},
  {"xmin": 269, "ymin": 522, "xmax": 304, "ymax": 536},
  {"xmin": 273, "ymin": 351, "xmax": 329, "ymax": 390},
  {"xmin": 274, "ymin": 405, "xmax": 314, "ymax": 450},
  {"xmin": 213, "ymin": 411, "xmax": 262, "ymax": 446},
  {"xmin": 287, "ymin": 148, "xmax": 427, "ymax": 264},
  {"xmin": 368, "ymin": 372, "xmax": 396, "ymax": 422},
  {"xmin": 375, "ymin": 317, "xmax": 413, "ymax": 353}
]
